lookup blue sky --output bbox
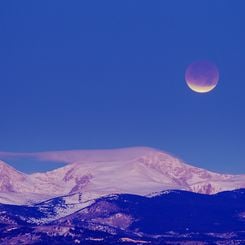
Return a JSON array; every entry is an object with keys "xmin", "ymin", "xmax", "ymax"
[{"xmin": 0, "ymin": 1, "xmax": 244, "ymax": 173}]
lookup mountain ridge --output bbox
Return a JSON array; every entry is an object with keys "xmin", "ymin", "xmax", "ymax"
[
  {"xmin": 0, "ymin": 189, "xmax": 245, "ymax": 244},
  {"xmin": 0, "ymin": 147, "xmax": 244, "ymax": 205}
]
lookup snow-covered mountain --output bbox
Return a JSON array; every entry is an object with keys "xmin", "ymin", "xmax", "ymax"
[{"xmin": 0, "ymin": 147, "xmax": 244, "ymax": 205}]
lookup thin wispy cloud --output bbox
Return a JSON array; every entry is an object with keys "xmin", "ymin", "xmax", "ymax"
[{"xmin": 0, "ymin": 147, "xmax": 158, "ymax": 164}]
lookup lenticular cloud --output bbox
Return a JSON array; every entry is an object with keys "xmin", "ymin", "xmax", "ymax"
[{"xmin": 0, "ymin": 147, "xmax": 159, "ymax": 164}]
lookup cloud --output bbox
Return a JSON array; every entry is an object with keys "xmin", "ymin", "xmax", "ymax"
[
  {"xmin": 0, "ymin": 147, "xmax": 157, "ymax": 164},
  {"xmin": 0, "ymin": 150, "xmax": 92, "ymax": 163}
]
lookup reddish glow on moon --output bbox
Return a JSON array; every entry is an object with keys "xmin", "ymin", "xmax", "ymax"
[{"xmin": 185, "ymin": 61, "xmax": 219, "ymax": 93}]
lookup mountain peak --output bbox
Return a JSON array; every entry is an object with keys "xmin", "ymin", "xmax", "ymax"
[
  {"xmin": 0, "ymin": 160, "xmax": 19, "ymax": 173},
  {"xmin": 0, "ymin": 160, "xmax": 10, "ymax": 168},
  {"xmin": 0, "ymin": 160, "xmax": 27, "ymax": 192},
  {"xmin": 0, "ymin": 147, "xmax": 244, "ymax": 205}
]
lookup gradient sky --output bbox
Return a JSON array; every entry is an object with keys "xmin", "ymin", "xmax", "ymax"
[{"xmin": 0, "ymin": 1, "xmax": 244, "ymax": 174}]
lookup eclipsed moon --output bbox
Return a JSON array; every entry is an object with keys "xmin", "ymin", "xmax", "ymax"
[{"xmin": 185, "ymin": 60, "xmax": 219, "ymax": 93}]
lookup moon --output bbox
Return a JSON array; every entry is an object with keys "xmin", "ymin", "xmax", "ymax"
[{"xmin": 185, "ymin": 60, "xmax": 219, "ymax": 93}]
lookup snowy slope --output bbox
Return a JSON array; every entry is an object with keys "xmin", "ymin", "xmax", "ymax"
[
  {"xmin": 0, "ymin": 147, "xmax": 244, "ymax": 205},
  {"xmin": 1, "ymin": 189, "xmax": 245, "ymax": 244}
]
